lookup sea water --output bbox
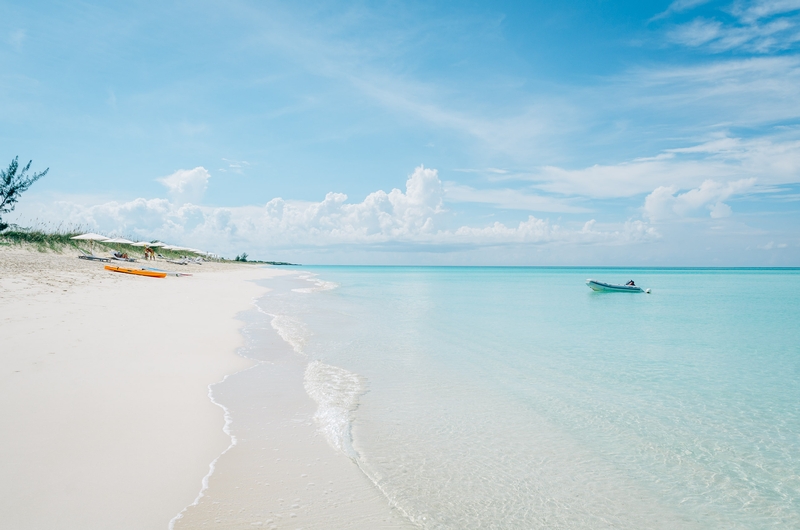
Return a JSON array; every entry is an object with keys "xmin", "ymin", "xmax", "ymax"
[{"xmin": 254, "ymin": 267, "xmax": 800, "ymax": 529}]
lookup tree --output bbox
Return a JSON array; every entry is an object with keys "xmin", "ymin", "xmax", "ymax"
[{"xmin": 0, "ymin": 157, "xmax": 49, "ymax": 230}]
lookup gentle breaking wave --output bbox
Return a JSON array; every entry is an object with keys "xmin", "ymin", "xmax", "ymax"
[
  {"xmin": 303, "ymin": 360, "xmax": 366, "ymax": 459},
  {"xmin": 258, "ymin": 276, "xmax": 365, "ymax": 461},
  {"xmin": 292, "ymin": 273, "xmax": 339, "ymax": 293},
  {"xmin": 265, "ymin": 312, "xmax": 308, "ymax": 356}
]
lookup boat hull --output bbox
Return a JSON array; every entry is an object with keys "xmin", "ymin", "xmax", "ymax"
[{"xmin": 586, "ymin": 279, "xmax": 643, "ymax": 293}]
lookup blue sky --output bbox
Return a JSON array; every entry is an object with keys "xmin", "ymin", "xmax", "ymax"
[{"xmin": 2, "ymin": 0, "xmax": 799, "ymax": 264}]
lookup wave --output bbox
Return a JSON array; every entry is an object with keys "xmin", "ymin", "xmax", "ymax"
[
  {"xmin": 303, "ymin": 360, "xmax": 366, "ymax": 459},
  {"xmin": 292, "ymin": 273, "xmax": 339, "ymax": 293},
  {"xmin": 259, "ymin": 274, "xmax": 366, "ymax": 462},
  {"xmin": 259, "ymin": 310, "xmax": 308, "ymax": 356}
]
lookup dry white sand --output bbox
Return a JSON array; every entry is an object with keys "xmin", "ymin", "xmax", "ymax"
[
  {"xmin": 0, "ymin": 247, "xmax": 277, "ymax": 529},
  {"xmin": 0, "ymin": 246, "xmax": 414, "ymax": 529}
]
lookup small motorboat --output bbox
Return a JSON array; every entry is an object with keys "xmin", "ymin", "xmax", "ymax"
[{"xmin": 586, "ymin": 279, "xmax": 650, "ymax": 293}]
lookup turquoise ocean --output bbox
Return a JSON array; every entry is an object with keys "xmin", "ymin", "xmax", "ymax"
[{"xmin": 253, "ymin": 267, "xmax": 800, "ymax": 528}]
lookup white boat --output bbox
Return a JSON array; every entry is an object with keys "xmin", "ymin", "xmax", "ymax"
[{"xmin": 586, "ymin": 279, "xmax": 650, "ymax": 293}]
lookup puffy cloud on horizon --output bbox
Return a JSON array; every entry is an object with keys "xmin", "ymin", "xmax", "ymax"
[{"xmin": 18, "ymin": 166, "xmax": 659, "ymax": 255}]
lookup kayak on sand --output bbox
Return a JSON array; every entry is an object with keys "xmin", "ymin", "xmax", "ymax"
[{"xmin": 105, "ymin": 265, "xmax": 167, "ymax": 278}]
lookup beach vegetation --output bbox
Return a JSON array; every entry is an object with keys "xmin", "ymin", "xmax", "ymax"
[
  {"xmin": 0, "ymin": 223, "xmax": 214, "ymax": 260},
  {"xmin": 0, "ymin": 157, "xmax": 49, "ymax": 231},
  {"xmin": 0, "ymin": 224, "xmax": 298, "ymax": 263},
  {"xmin": 0, "ymin": 225, "xmax": 82, "ymax": 252}
]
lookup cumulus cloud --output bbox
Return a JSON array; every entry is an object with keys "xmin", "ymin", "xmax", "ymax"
[
  {"xmin": 643, "ymin": 178, "xmax": 756, "ymax": 222},
  {"xmin": 157, "ymin": 167, "xmax": 211, "ymax": 204},
  {"xmin": 23, "ymin": 166, "xmax": 658, "ymax": 255}
]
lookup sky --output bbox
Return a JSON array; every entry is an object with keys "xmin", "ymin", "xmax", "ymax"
[{"xmin": 2, "ymin": 0, "xmax": 799, "ymax": 265}]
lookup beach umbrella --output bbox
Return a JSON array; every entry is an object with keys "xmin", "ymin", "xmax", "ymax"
[
  {"xmin": 148, "ymin": 242, "xmax": 166, "ymax": 247},
  {"xmin": 102, "ymin": 237, "xmax": 135, "ymax": 255},
  {"xmin": 70, "ymin": 232, "xmax": 109, "ymax": 251},
  {"xmin": 70, "ymin": 232, "xmax": 108, "ymax": 241},
  {"xmin": 130, "ymin": 242, "xmax": 150, "ymax": 247}
]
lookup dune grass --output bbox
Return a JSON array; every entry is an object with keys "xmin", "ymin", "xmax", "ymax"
[
  {"xmin": 0, "ymin": 227, "xmax": 84, "ymax": 252},
  {"xmin": 0, "ymin": 225, "xmax": 216, "ymax": 261}
]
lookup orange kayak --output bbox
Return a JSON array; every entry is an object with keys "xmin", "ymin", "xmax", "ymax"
[{"xmin": 104, "ymin": 265, "xmax": 167, "ymax": 278}]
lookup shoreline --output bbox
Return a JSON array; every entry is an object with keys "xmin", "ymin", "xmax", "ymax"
[
  {"xmin": 173, "ymin": 276, "xmax": 414, "ymax": 529},
  {"xmin": 1, "ymin": 247, "xmax": 412, "ymax": 529},
  {"xmin": 0, "ymin": 247, "xmax": 285, "ymax": 529}
]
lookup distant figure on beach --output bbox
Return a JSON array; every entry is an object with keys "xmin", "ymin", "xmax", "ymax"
[
  {"xmin": 144, "ymin": 247, "xmax": 155, "ymax": 260},
  {"xmin": 626, "ymin": 280, "xmax": 636, "ymax": 286}
]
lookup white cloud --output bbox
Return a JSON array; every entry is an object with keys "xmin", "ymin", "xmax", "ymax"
[
  {"xmin": 450, "ymin": 218, "xmax": 657, "ymax": 246},
  {"xmin": 665, "ymin": 1, "xmax": 800, "ymax": 53},
  {"xmin": 668, "ymin": 18, "xmax": 723, "ymax": 46},
  {"xmin": 443, "ymin": 183, "xmax": 591, "ymax": 213},
  {"xmin": 643, "ymin": 178, "xmax": 756, "ymax": 221},
  {"xmin": 620, "ymin": 56, "xmax": 800, "ymax": 129},
  {"xmin": 523, "ymin": 135, "xmax": 800, "ymax": 198},
  {"xmin": 651, "ymin": 0, "xmax": 714, "ymax": 21},
  {"xmin": 15, "ymin": 166, "xmax": 657, "ymax": 255},
  {"xmin": 758, "ymin": 240, "xmax": 790, "ymax": 249},
  {"xmin": 759, "ymin": 240, "xmax": 775, "ymax": 249},
  {"xmin": 220, "ymin": 158, "xmax": 250, "ymax": 174},
  {"xmin": 733, "ymin": 0, "xmax": 800, "ymax": 25},
  {"xmin": 157, "ymin": 167, "xmax": 211, "ymax": 205}
]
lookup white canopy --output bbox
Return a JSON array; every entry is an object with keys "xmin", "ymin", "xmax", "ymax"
[
  {"xmin": 70, "ymin": 233, "xmax": 109, "ymax": 241},
  {"xmin": 103, "ymin": 237, "xmax": 134, "ymax": 244},
  {"xmin": 148, "ymin": 242, "xmax": 166, "ymax": 248},
  {"xmin": 130, "ymin": 241, "xmax": 150, "ymax": 247}
]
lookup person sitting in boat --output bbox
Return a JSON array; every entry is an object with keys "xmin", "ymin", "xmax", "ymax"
[{"xmin": 626, "ymin": 280, "xmax": 636, "ymax": 286}]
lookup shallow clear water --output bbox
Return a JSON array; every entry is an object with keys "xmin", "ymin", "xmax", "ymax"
[{"xmin": 255, "ymin": 267, "xmax": 800, "ymax": 528}]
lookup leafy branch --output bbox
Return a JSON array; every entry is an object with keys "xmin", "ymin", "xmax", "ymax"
[{"xmin": 0, "ymin": 157, "xmax": 49, "ymax": 230}]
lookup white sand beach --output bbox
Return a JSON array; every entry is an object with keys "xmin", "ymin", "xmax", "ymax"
[{"xmin": 0, "ymin": 247, "xmax": 407, "ymax": 529}]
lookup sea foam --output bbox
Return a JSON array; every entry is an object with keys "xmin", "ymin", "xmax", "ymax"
[
  {"xmin": 303, "ymin": 360, "xmax": 366, "ymax": 458},
  {"xmin": 258, "ymin": 277, "xmax": 365, "ymax": 459},
  {"xmin": 265, "ymin": 312, "xmax": 308, "ymax": 356},
  {"xmin": 292, "ymin": 273, "xmax": 339, "ymax": 293}
]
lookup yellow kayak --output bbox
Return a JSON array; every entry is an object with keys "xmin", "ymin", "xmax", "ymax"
[{"xmin": 104, "ymin": 265, "xmax": 167, "ymax": 278}]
